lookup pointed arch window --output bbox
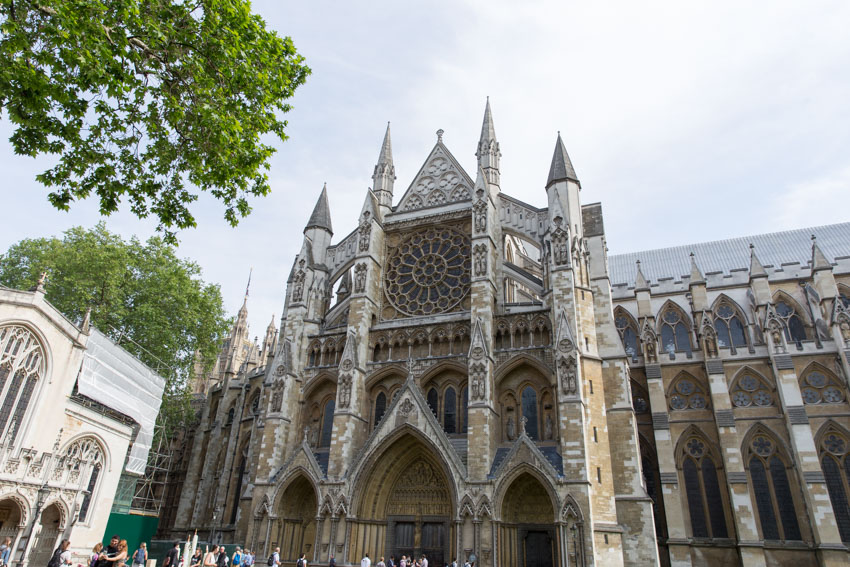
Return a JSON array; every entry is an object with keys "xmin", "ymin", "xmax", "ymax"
[
  {"xmin": 632, "ymin": 381, "xmax": 650, "ymax": 414},
  {"xmin": 319, "ymin": 399, "xmax": 335, "ymax": 448},
  {"xmin": 818, "ymin": 428, "xmax": 850, "ymax": 542},
  {"xmin": 747, "ymin": 433, "xmax": 802, "ymax": 541},
  {"xmin": 374, "ymin": 392, "xmax": 387, "ymax": 428},
  {"xmin": 713, "ymin": 302, "xmax": 747, "ymax": 348},
  {"xmin": 64, "ymin": 437, "xmax": 104, "ymax": 523},
  {"xmin": 775, "ymin": 300, "xmax": 807, "ymax": 345},
  {"xmin": 226, "ymin": 406, "xmax": 235, "ymax": 425},
  {"xmin": 0, "ymin": 325, "xmax": 46, "ymax": 444},
  {"xmin": 521, "ymin": 386, "xmax": 539, "ymax": 440},
  {"xmin": 659, "ymin": 306, "xmax": 692, "ymax": 355},
  {"xmin": 669, "ymin": 375, "xmax": 709, "ymax": 411},
  {"xmin": 840, "ymin": 288, "xmax": 850, "ymax": 308},
  {"xmin": 640, "ymin": 439, "xmax": 667, "ymax": 538},
  {"xmin": 444, "ymin": 386, "xmax": 457, "ymax": 434},
  {"xmin": 614, "ymin": 310, "xmax": 640, "ymax": 359},
  {"xmin": 427, "ymin": 388, "xmax": 439, "ymax": 417},
  {"xmin": 730, "ymin": 373, "xmax": 774, "ymax": 408},
  {"xmin": 681, "ymin": 436, "xmax": 728, "ymax": 539},
  {"xmin": 800, "ymin": 367, "xmax": 845, "ymax": 404}
]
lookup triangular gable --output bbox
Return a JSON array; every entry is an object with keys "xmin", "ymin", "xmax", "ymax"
[
  {"xmin": 345, "ymin": 372, "xmax": 467, "ymax": 481},
  {"xmin": 488, "ymin": 430, "xmax": 563, "ymax": 481},
  {"xmin": 396, "ymin": 142, "xmax": 475, "ymax": 212},
  {"xmin": 269, "ymin": 438, "xmax": 326, "ymax": 483}
]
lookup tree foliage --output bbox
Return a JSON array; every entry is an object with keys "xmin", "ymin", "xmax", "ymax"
[
  {"xmin": 0, "ymin": 0, "xmax": 310, "ymax": 241},
  {"xmin": 0, "ymin": 223, "xmax": 230, "ymax": 425}
]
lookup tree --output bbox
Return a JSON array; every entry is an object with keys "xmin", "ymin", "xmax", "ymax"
[
  {"xmin": 0, "ymin": 223, "xmax": 231, "ymax": 425},
  {"xmin": 0, "ymin": 1, "xmax": 310, "ymax": 242}
]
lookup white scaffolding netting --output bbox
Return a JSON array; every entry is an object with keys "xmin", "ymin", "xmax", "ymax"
[{"xmin": 79, "ymin": 328, "xmax": 165, "ymax": 474}]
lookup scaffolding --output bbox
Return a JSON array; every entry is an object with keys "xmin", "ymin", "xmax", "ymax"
[{"xmin": 130, "ymin": 419, "xmax": 175, "ymax": 515}]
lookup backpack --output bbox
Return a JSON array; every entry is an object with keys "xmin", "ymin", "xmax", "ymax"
[
  {"xmin": 267, "ymin": 556, "xmax": 274, "ymax": 567},
  {"xmin": 296, "ymin": 560, "xmax": 304, "ymax": 567},
  {"xmin": 47, "ymin": 548, "xmax": 63, "ymax": 567}
]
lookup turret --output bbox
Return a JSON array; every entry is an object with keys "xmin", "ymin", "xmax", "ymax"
[
  {"xmin": 303, "ymin": 184, "xmax": 334, "ymax": 259},
  {"xmin": 476, "ymin": 98, "xmax": 500, "ymax": 188},
  {"xmin": 261, "ymin": 314, "xmax": 277, "ymax": 362},
  {"xmin": 546, "ymin": 132, "xmax": 582, "ymax": 240},
  {"xmin": 372, "ymin": 123, "xmax": 396, "ymax": 214}
]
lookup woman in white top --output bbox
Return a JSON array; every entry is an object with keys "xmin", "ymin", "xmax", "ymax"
[{"xmin": 203, "ymin": 546, "xmax": 219, "ymax": 567}]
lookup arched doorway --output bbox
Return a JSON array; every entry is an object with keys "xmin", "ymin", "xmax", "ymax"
[
  {"xmin": 500, "ymin": 473, "xmax": 555, "ymax": 567},
  {"xmin": 275, "ymin": 475, "xmax": 317, "ymax": 565},
  {"xmin": 355, "ymin": 432, "xmax": 454, "ymax": 565},
  {"xmin": 0, "ymin": 498, "xmax": 24, "ymax": 562},
  {"xmin": 29, "ymin": 503, "xmax": 62, "ymax": 567}
]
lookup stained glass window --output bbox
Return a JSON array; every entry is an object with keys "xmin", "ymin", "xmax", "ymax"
[
  {"xmin": 521, "ymin": 386, "xmax": 539, "ymax": 440},
  {"xmin": 444, "ymin": 387, "xmax": 457, "ymax": 434},
  {"xmin": 819, "ymin": 430, "xmax": 850, "ymax": 542},
  {"xmin": 714, "ymin": 303, "xmax": 747, "ymax": 348},
  {"xmin": 320, "ymin": 399, "xmax": 335, "ymax": 448},
  {"xmin": 681, "ymin": 435, "xmax": 728, "ymax": 539},
  {"xmin": 800, "ymin": 368, "xmax": 845, "ymax": 405},
  {"xmin": 775, "ymin": 300, "xmax": 807, "ymax": 344},
  {"xmin": 374, "ymin": 392, "xmax": 387, "ymax": 427},
  {"xmin": 748, "ymin": 434, "xmax": 801, "ymax": 541},
  {"xmin": 659, "ymin": 306, "xmax": 692, "ymax": 355},
  {"xmin": 730, "ymin": 373, "xmax": 774, "ymax": 408}
]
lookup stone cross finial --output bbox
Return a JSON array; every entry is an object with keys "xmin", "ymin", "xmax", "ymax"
[
  {"xmin": 38, "ymin": 272, "xmax": 48, "ymax": 286},
  {"xmin": 436, "ymin": 129, "xmax": 444, "ymax": 142}
]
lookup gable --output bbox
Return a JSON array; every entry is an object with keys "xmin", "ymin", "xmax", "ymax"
[{"xmin": 396, "ymin": 142, "xmax": 475, "ymax": 212}]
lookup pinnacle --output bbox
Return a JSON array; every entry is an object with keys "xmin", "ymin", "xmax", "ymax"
[
  {"xmin": 635, "ymin": 260, "xmax": 649, "ymax": 291},
  {"xmin": 546, "ymin": 132, "xmax": 579, "ymax": 187},
  {"xmin": 305, "ymin": 183, "xmax": 333, "ymax": 233},
  {"xmin": 479, "ymin": 98, "xmax": 497, "ymax": 144},
  {"xmin": 377, "ymin": 122, "xmax": 393, "ymax": 166},
  {"xmin": 811, "ymin": 235, "xmax": 832, "ymax": 271},
  {"xmin": 689, "ymin": 252, "xmax": 705, "ymax": 284},
  {"xmin": 749, "ymin": 244, "xmax": 767, "ymax": 278}
]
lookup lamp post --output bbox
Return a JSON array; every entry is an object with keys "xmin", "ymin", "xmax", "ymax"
[
  {"xmin": 210, "ymin": 506, "xmax": 221, "ymax": 546},
  {"xmin": 20, "ymin": 484, "xmax": 51, "ymax": 566}
]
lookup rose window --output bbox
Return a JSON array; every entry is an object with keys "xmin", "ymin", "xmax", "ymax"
[
  {"xmin": 385, "ymin": 228, "xmax": 471, "ymax": 316},
  {"xmin": 801, "ymin": 370, "xmax": 846, "ymax": 405},
  {"xmin": 730, "ymin": 373, "xmax": 774, "ymax": 408},
  {"xmin": 669, "ymin": 377, "xmax": 710, "ymax": 411}
]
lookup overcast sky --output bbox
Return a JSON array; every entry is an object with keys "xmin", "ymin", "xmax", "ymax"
[{"xmin": 2, "ymin": 0, "xmax": 850, "ymax": 338}]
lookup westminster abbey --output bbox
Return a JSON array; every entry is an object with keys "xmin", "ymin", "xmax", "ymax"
[{"xmin": 159, "ymin": 102, "xmax": 850, "ymax": 567}]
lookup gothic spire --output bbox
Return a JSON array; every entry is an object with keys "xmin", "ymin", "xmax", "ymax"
[
  {"xmin": 476, "ymin": 98, "xmax": 501, "ymax": 187},
  {"xmin": 749, "ymin": 244, "xmax": 767, "ymax": 279},
  {"xmin": 372, "ymin": 122, "xmax": 396, "ymax": 210},
  {"xmin": 635, "ymin": 260, "xmax": 649, "ymax": 291},
  {"xmin": 305, "ymin": 183, "xmax": 333, "ymax": 234},
  {"xmin": 546, "ymin": 132, "xmax": 579, "ymax": 187},
  {"xmin": 689, "ymin": 252, "xmax": 705, "ymax": 284},
  {"xmin": 811, "ymin": 235, "xmax": 832, "ymax": 271}
]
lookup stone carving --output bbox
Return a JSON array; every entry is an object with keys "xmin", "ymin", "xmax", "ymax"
[
  {"xmin": 545, "ymin": 413, "xmax": 554, "ymax": 440},
  {"xmin": 473, "ymin": 198, "xmax": 488, "ymax": 233},
  {"xmin": 473, "ymin": 244, "xmax": 487, "ymax": 276},
  {"xmin": 354, "ymin": 263, "xmax": 367, "ymax": 294},
  {"xmin": 338, "ymin": 375, "xmax": 352, "ymax": 408},
  {"xmin": 271, "ymin": 391, "xmax": 282, "ymax": 412},
  {"xmin": 274, "ymin": 364, "xmax": 286, "ymax": 377},
  {"xmin": 769, "ymin": 323, "xmax": 785, "ymax": 354},
  {"xmin": 470, "ymin": 365, "xmax": 486, "ymax": 401},
  {"xmin": 559, "ymin": 356, "xmax": 577, "ymax": 396},
  {"xmin": 507, "ymin": 416, "xmax": 516, "ymax": 441},
  {"xmin": 293, "ymin": 270, "xmax": 306, "ymax": 302},
  {"xmin": 520, "ymin": 416, "xmax": 528, "ymax": 436},
  {"xmin": 399, "ymin": 398, "xmax": 415, "ymax": 416},
  {"xmin": 841, "ymin": 319, "xmax": 850, "ymax": 347},
  {"xmin": 551, "ymin": 217, "xmax": 569, "ymax": 266},
  {"xmin": 704, "ymin": 328, "xmax": 718, "ymax": 358},
  {"xmin": 358, "ymin": 212, "xmax": 372, "ymax": 252},
  {"xmin": 558, "ymin": 339, "xmax": 573, "ymax": 353}
]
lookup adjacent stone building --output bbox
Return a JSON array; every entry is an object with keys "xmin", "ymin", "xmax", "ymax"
[
  {"xmin": 0, "ymin": 283, "xmax": 165, "ymax": 566},
  {"xmin": 163, "ymin": 102, "xmax": 850, "ymax": 567}
]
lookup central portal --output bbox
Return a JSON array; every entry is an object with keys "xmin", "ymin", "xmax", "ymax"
[{"xmin": 355, "ymin": 433, "xmax": 454, "ymax": 564}]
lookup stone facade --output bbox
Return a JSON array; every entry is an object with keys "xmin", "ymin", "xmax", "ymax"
[
  {"xmin": 0, "ymin": 285, "xmax": 158, "ymax": 566},
  {"xmin": 162, "ymin": 102, "xmax": 850, "ymax": 567}
]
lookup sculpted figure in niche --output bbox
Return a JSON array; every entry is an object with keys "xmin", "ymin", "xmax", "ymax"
[
  {"xmin": 353, "ymin": 264, "xmax": 367, "ymax": 293},
  {"xmin": 474, "ymin": 200, "xmax": 487, "ymax": 233},
  {"xmin": 473, "ymin": 244, "xmax": 487, "ymax": 276},
  {"xmin": 704, "ymin": 330, "xmax": 717, "ymax": 358},
  {"xmin": 769, "ymin": 324, "xmax": 785, "ymax": 353},
  {"xmin": 293, "ymin": 271, "xmax": 305, "ymax": 302},
  {"xmin": 507, "ymin": 415, "xmax": 516, "ymax": 441},
  {"xmin": 358, "ymin": 211, "xmax": 371, "ymax": 252},
  {"xmin": 339, "ymin": 375, "xmax": 352, "ymax": 408},
  {"xmin": 545, "ymin": 413, "xmax": 554, "ymax": 440},
  {"xmin": 559, "ymin": 357, "xmax": 577, "ymax": 396},
  {"xmin": 644, "ymin": 338, "xmax": 657, "ymax": 363},
  {"xmin": 552, "ymin": 232, "xmax": 568, "ymax": 266},
  {"xmin": 840, "ymin": 320, "xmax": 850, "ymax": 346}
]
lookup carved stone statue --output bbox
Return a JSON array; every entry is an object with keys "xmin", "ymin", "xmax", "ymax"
[
  {"xmin": 840, "ymin": 320, "xmax": 850, "ymax": 346},
  {"xmin": 473, "ymin": 244, "xmax": 487, "ymax": 276},
  {"xmin": 704, "ymin": 331, "xmax": 717, "ymax": 358},
  {"xmin": 507, "ymin": 416, "xmax": 515, "ymax": 441},
  {"xmin": 644, "ymin": 339, "xmax": 657, "ymax": 363},
  {"xmin": 293, "ymin": 271, "xmax": 305, "ymax": 302},
  {"xmin": 338, "ymin": 375, "xmax": 352, "ymax": 408},
  {"xmin": 354, "ymin": 263, "xmax": 367, "ymax": 294},
  {"xmin": 474, "ymin": 200, "xmax": 487, "ymax": 233},
  {"xmin": 545, "ymin": 413, "xmax": 554, "ymax": 440},
  {"xmin": 358, "ymin": 212, "xmax": 372, "ymax": 252}
]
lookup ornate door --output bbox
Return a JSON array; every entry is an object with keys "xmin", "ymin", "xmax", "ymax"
[{"xmin": 523, "ymin": 531, "xmax": 553, "ymax": 567}]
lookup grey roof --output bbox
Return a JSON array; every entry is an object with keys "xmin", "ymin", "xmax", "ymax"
[
  {"xmin": 609, "ymin": 222, "xmax": 850, "ymax": 287},
  {"xmin": 305, "ymin": 184, "xmax": 333, "ymax": 233},
  {"xmin": 546, "ymin": 132, "xmax": 579, "ymax": 186}
]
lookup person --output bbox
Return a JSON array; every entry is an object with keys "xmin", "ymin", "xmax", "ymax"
[
  {"xmin": 268, "ymin": 547, "xmax": 280, "ymax": 567},
  {"xmin": 232, "ymin": 548, "xmax": 242, "ymax": 567},
  {"xmin": 449, "ymin": 559, "xmax": 457, "ymax": 567},
  {"xmin": 0, "ymin": 537, "xmax": 12, "ymax": 567},
  {"xmin": 96, "ymin": 536, "xmax": 120, "ymax": 567},
  {"xmin": 90, "ymin": 544, "xmax": 103, "ymax": 567},
  {"xmin": 399, "ymin": 556, "xmax": 406, "ymax": 567},
  {"xmin": 244, "ymin": 552, "xmax": 254, "ymax": 567},
  {"xmin": 295, "ymin": 553, "xmax": 307, "ymax": 567},
  {"xmin": 463, "ymin": 560, "xmax": 471, "ymax": 567},
  {"xmin": 113, "ymin": 541, "xmax": 129, "ymax": 566},
  {"xmin": 386, "ymin": 556, "xmax": 394, "ymax": 567},
  {"xmin": 48, "ymin": 539, "xmax": 72, "ymax": 567},
  {"xmin": 360, "ymin": 554, "xmax": 370, "ymax": 567},
  {"xmin": 164, "ymin": 542, "xmax": 181, "ymax": 567},
  {"xmin": 132, "ymin": 543, "xmax": 148, "ymax": 567},
  {"xmin": 190, "ymin": 548, "xmax": 203, "ymax": 567},
  {"xmin": 420, "ymin": 555, "xmax": 427, "ymax": 567},
  {"xmin": 328, "ymin": 554, "xmax": 335, "ymax": 567},
  {"xmin": 216, "ymin": 546, "xmax": 228, "ymax": 567},
  {"xmin": 376, "ymin": 557, "xmax": 386, "ymax": 567},
  {"xmin": 203, "ymin": 546, "xmax": 219, "ymax": 567}
]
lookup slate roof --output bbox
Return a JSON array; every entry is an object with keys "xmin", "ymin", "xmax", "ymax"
[
  {"xmin": 608, "ymin": 222, "xmax": 850, "ymax": 287},
  {"xmin": 546, "ymin": 133, "xmax": 579, "ymax": 185},
  {"xmin": 487, "ymin": 443, "xmax": 564, "ymax": 479},
  {"xmin": 313, "ymin": 450, "xmax": 330, "ymax": 478}
]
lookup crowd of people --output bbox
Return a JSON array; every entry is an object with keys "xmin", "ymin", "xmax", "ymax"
[{"xmin": 30, "ymin": 536, "xmax": 474, "ymax": 567}]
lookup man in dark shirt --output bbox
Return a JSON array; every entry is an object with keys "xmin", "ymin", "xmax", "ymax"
[
  {"xmin": 96, "ymin": 536, "xmax": 120, "ymax": 567},
  {"xmin": 164, "ymin": 542, "xmax": 180, "ymax": 567}
]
